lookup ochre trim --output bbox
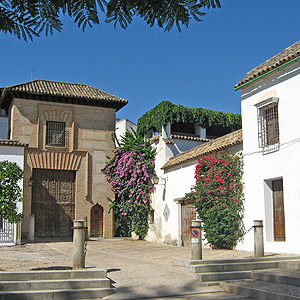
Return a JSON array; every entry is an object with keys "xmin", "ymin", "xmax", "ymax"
[{"xmin": 28, "ymin": 149, "xmax": 85, "ymax": 170}]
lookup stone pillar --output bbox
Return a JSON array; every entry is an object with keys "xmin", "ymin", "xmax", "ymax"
[
  {"xmin": 73, "ymin": 220, "xmax": 86, "ymax": 269},
  {"xmin": 16, "ymin": 222, "xmax": 21, "ymax": 245},
  {"xmin": 254, "ymin": 220, "xmax": 264, "ymax": 257},
  {"xmin": 28, "ymin": 214, "xmax": 35, "ymax": 242},
  {"xmin": 191, "ymin": 219, "xmax": 202, "ymax": 260}
]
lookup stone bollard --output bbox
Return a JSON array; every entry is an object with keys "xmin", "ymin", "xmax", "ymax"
[
  {"xmin": 254, "ymin": 220, "xmax": 264, "ymax": 257},
  {"xmin": 191, "ymin": 219, "xmax": 202, "ymax": 260},
  {"xmin": 73, "ymin": 220, "xmax": 86, "ymax": 269},
  {"xmin": 28, "ymin": 214, "xmax": 35, "ymax": 242}
]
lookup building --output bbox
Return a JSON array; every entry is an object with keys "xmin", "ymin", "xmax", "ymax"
[
  {"xmin": 235, "ymin": 40, "xmax": 300, "ymax": 254},
  {"xmin": 140, "ymin": 101, "xmax": 242, "ymax": 246},
  {"xmin": 0, "ymin": 79, "xmax": 127, "ymax": 239},
  {"xmin": 147, "ymin": 129, "xmax": 242, "ymax": 246},
  {"xmin": 115, "ymin": 118, "xmax": 137, "ymax": 141}
]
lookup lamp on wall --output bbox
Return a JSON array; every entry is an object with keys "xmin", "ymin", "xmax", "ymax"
[
  {"xmin": 151, "ymin": 175, "xmax": 167, "ymax": 185},
  {"xmin": 151, "ymin": 175, "xmax": 159, "ymax": 185}
]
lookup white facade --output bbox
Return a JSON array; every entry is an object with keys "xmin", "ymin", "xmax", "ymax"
[
  {"xmin": 0, "ymin": 143, "xmax": 25, "ymax": 246},
  {"xmin": 147, "ymin": 126, "xmax": 242, "ymax": 246},
  {"xmin": 115, "ymin": 118, "xmax": 137, "ymax": 141},
  {"xmin": 237, "ymin": 60, "xmax": 300, "ymax": 254}
]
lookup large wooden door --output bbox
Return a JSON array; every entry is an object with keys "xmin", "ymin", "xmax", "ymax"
[
  {"xmin": 273, "ymin": 179, "xmax": 285, "ymax": 241},
  {"xmin": 181, "ymin": 204, "xmax": 196, "ymax": 246},
  {"xmin": 90, "ymin": 204, "xmax": 103, "ymax": 237},
  {"xmin": 32, "ymin": 169, "xmax": 75, "ymax": 238}
]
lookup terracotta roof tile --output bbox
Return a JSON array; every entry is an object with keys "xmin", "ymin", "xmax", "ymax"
[
  {"xmin": 170, "ymin": 134, "xmax": 210, "ymax": 142},
  {"xmin": 162, "ymin": 129, "xmax": 242, "ymax": 170},
  {"xmin": 0, "ymin": 79, "xmax": 128, "ymax": 110},
  {"xmin": 0, "ymin": 139, "xmax": 26, "ymax": 147},
  {"xmin": 235, "ymin": 40, "xmax": 300, "ymax": 89}
]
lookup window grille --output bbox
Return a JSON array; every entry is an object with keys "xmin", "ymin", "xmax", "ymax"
[
  {"xmin": 46, "ymin": 121, "xmax": 66, "ymax": 147},
  {"xmin": 0, "ymin": 219, "xmax": 15, "ymax": 243},
  {"xmin": 258, "ymin": 103, "xmax": 279, "ymax": 148}
]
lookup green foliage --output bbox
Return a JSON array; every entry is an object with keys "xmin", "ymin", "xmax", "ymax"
[
  {"xmin": 0, "ymin": 0, "xmax": 221, "ymax": 41},
  {"xmin": 0, "ymin": 160, "xmax": 23, "ymax": 223},
  {"xmin": 137, "ymin": 101, "xmax": 242, "ymax": 137},
  {"xmin": 102, "ymin": 130, "xmax": 156, "ymax": 239},
  {"xmin": 184, "ymin": 151, "xmax": 244, "ymax": 249}
]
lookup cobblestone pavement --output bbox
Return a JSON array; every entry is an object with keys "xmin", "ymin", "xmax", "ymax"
[{"xmin": 0, "ymin": 238, "xmax": 277, "ymax": 299}]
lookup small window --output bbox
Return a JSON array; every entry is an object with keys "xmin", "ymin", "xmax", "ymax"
[
  {"xmin": 46, "ymin": 121, "xmax": 66, "ymax": 147},
  {"xmin": 258, "ymin": 103, "xmax": 279, "ymax": 148}
]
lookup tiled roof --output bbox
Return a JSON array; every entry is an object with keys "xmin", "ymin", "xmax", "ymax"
[
  {"xmin": 235, "ymin": 40, "xmax": 300, "ymax": 89},
  {"xmin": 0, "ymin": 79, "xmax": 128, "ymax": 111},
  {"xmin": 149, "ymin": 133, "xmax": 210, "ymax": 144},
  {"xmin": 0, "ymin": 139, "xmax": 26, "ymax": 147},
  {"xmin": 162, "ymin": 129, "xmax": 242, "ymax": 170},
  {"xmin": 170, "ymin": 134, "xmax": 210, "ymax": 142}
]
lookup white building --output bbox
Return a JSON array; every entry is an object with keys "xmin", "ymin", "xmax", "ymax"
[
  {"xmin": 147, "ymin": 128, "xmax": 242, "ymax": 246},
  {"xmin": 235, "ymin": 40, "xmax": 300, "ymax": 254},
  {"xmin": 115, "ymin": 118, "xmax": 137, "ymax": 141},
  {"xmin": 0, "ymin": 140, "xmax": 25, "ymax": 246}
]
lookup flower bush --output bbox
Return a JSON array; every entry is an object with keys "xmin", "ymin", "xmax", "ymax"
[
  {"xmin": 102, "ymin": 130, "xmax": 156, "ymax": 239},
  {"xmin": 184, "ymin": 150, "xmax": 244, "ymax": 249}
]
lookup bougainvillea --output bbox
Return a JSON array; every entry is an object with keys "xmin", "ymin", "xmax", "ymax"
[
  {"xmin": 184, "ymin": 150, "xmax": 244, "ymax": 249},
  {"xmin": 102, "ymin": 131, "xmax": 156, "ymax": 239}
]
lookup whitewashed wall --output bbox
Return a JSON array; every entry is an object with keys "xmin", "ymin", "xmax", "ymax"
[
  {"xmin": 237, "ymin": 61, "xmax": 300, "ymax": 254},
  {"xmin": 0, "ymin": 144, "xmax": 24, "ymax": 246},
  {"xmin": 115, "ymin": 118, "xmax": 137, "ymax": 141},
  {"xmin": 147, "ymin": 134, "xmax": 242, "ymax": 246}
]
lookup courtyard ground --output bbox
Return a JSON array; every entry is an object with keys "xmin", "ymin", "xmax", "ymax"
[{"xmin": 0, "ymin": 238, "xmax": 286, "ymax": 299}]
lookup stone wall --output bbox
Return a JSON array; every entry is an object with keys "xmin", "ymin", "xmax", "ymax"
[{"xmin": 10, "ymin": 98, "xmax": 115, "ymax": 238}]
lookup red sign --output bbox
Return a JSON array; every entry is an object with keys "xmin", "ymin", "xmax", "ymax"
[{"xmin": 191, "ymin": 228, "xmax": 199, "ymax": 238}]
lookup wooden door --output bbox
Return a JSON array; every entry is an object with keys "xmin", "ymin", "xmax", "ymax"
[
  {"xmin": 32, "ymin": 169, "xmax": 75, "ymax": 238},
  {"xmin": 90, "ymin": 204, "xmax": 103, "ymax": 237},
  {"xmin": 273, "ymin": 179, "xmax": 285, "ymax": 241},
  {"xmin": 181, "ymin": 204, "xmax": 196, "ymax": 246}
]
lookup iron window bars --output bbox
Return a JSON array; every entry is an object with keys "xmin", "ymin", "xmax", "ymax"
[
  {"xmin": 46, "ymin": 121, "xmax": 66, "ymax": 147},
  {"xmin": 258, "ymin": 103, "xmax": 279, "ymax": 149}
]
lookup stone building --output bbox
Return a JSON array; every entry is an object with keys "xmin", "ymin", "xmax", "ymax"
[{"xmin": 0, "ymin": 79, "xmax": 127, "ymax": 239}]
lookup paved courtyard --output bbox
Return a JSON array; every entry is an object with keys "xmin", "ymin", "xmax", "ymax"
[{"xmin": 0, "ymin": 238, "xmax": 261, "ymax": 299}]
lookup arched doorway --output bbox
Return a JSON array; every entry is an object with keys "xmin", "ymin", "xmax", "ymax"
[{"xmin": 90, "ymin": 204, "xmax": 103, "ymax": 237}]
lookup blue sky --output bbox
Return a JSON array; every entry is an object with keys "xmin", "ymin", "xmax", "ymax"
[{"xmin": 1, "ymin": 0, "xmax": 300, "ymax": 123}]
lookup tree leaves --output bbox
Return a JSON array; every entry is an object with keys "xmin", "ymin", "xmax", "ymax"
[
  {"xmin": 0, "ymin": 0, "xmax": 221, "ymax": 41},
  {"xmin": 0, "ymin": 160, "xmax": 23, "ymax": 223},
  {"xmin": 137, "ymin": 101, "xmax": 242, "ymax": 137}
]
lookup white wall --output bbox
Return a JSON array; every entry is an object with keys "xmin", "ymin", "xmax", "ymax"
[
  {"xmin": 237, "ymin": 61, "xmax": 300, "ymax": 254},
  {"xmin": 115, "ymin": 118, "xmax": 137, "ymax": 141},
  {"xmin": 0, "ymin": 145, "xmax": 24, "ymax": 246},
  {"xmin": 147, "ymin": 133, "xmax": 243, "ymax": 246}
]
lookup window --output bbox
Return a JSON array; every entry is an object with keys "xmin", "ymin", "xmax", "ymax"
[
  {"xmin": 257, "ymin": 102, "xmax": 279, "ymax": 148},
  {"xmin": 46, "ymin": 121, "xmax": 66, "ymax": 147}
]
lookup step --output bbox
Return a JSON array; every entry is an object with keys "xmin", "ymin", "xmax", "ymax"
[
  {"xmin": 0, "ymin": 278, "xmax": 111, "ymax": 291},
  {"xmin": 220, "ymin": 280, "xmax": 300, "ymax": 300},
  {"xmin": 252, "ymin": 270, "xmax": 300, "ymax": 286},
  {"xmin": 191, "ymin": 261, "xmax": 281, "ymax": 273},
  {"xmin": 197, "ymin": 270, "xmax": 251, "ymax": 282},
  {"xmin": 279, "ymin": 261, "xmax": 300, "ymax": 271},
  {"xmin": 0, "ymin": 287, "xmax": 113, "ymax": 300},
  {"xmin": 174, "ymin": 256, "xmax": 300, "ymax": 268},
  {"xmin": 0, "ymin": 269, "xmax": 107, "ymax": 281}
]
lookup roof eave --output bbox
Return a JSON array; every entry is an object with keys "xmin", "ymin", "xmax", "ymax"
[{"xmin": 235, "ymin": 55, "xmax": 300, "ymax": 91}]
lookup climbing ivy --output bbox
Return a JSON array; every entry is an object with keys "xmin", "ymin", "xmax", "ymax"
[{"xmin": 137, "ymin": 101, "xmax": 242, "ymax": 136}]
